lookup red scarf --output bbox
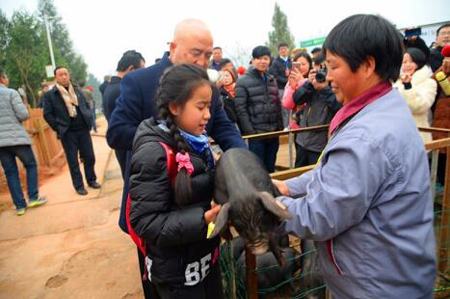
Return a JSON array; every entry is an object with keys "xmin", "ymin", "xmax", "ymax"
[
  {"xmin": 329, "ymin": 82, "xmax": 392, "ymax": 136},
  {"xmin": 224, "ymin": 83, "xmax": 235, "ymax": 98}
]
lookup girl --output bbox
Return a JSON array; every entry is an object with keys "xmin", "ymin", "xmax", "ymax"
[{"xmin": 129, "ymin": 64, "xmax": 223, "ymax": 298}]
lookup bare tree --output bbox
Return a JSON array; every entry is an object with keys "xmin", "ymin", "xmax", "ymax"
[{"xmin": 224, "ymin": 41, "xmax": 253, "ymax": 68}]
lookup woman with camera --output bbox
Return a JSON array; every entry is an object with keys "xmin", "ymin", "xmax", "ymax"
[
  {"xmin": 291, "ymin": 56, "xmax": 342, "ymax": 167},
  {"xmin": 394, "ymin": 47, "xmax": 437, "ymax": 144}
]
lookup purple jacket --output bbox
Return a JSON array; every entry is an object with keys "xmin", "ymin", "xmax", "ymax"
[{"xmin": 277, "ymin": 88, "xmax": 436, "ymax": 298}]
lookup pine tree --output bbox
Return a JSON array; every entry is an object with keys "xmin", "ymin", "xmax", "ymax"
[{"xmin": 266, "ymin": 3, "xmax": 295, "ymax": 57}]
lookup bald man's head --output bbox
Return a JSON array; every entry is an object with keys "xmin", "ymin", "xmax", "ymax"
[{"xmin": 169, "ymin": 19, "xmax": 214, "ymax": 69}]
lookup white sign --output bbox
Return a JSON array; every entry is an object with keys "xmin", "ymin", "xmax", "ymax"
[{"xmin": 46, "ymin": 65, "xmax": 54, "ymax": 78}]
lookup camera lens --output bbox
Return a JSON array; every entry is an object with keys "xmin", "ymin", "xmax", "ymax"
[{"xmin": 315, "ymin": 69, "xmax": 327, "ymax": 83}]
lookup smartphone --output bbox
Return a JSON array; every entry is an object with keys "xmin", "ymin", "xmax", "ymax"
[{"xmin": 292, "ymin": 62, "xmax": 301, "ymax": 72}]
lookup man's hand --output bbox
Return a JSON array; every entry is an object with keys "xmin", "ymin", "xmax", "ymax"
[
  {"xmin": 272, "ymin": 179, "xmax": 291, "ymax": 196},
  {"xmin": 204, "ymin": 201, "xmax": 221, "ymax": 224}
]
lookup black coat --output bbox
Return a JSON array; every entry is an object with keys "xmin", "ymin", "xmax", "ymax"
[
  {"xmin": 293, "ymin": 82, "xmax": 341, "ymax": 152},
  {"xmin": 129, "ymin": 118, "xmax": 219, "ymax": 285},
  {"xmin": 220, "ymin": 87, "xmax": 237, "ymax": 124},
  {"xmin": 430, "ymin": 46, "xmax": 443, "ymax": 73},
  {"xmin": 269, "ymin": 56, "xmax": 292, "ymax": 89},
  {"xmin": 106, "ymin": 51, "xmax": 246, "ymax": 234},
  {"xmin": 43, "ymin": 85, "xmax": 92, "ymax": 138},
  {"xmin": 235, "ymin": 67, "xmax": 283, "ymax": 135},
  {"xmin": 99, "ymin": 80, "xmax": 109, "ymax": 95},
  {"xmin": 103, "ymin": 76, "xmax": 121, "ymax": 122}
]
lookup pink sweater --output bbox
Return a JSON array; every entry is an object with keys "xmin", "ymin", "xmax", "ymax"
[{"xmin": 282, "ymin": 79, "xmax": 307, "ymax": 129}]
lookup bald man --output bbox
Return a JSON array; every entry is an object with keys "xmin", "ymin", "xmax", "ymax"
[{"xmin": 106, "ymin": 19, "xmax": 245, "ymax": 298}]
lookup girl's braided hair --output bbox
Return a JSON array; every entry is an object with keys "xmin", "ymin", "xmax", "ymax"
[{"xmin": 156, "ymin": 64, "xmax": 213, "ymax": 207}]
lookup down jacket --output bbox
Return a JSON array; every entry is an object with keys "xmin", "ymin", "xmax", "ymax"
[
  {"xmin": 235, "ymin": 67, "xmax": 283, "ymax": 135},
  {"xmin": 394, "ymin": 65, "xmax": 437, "ymax": 144},
  {"xmin": 293, "ymin": 82, "xmax": 341, "ymax": 152},
  {"xmin": 0, "ymin": 85, "xmax": 31, "ymax": 147},
  {"xmin": 129, "ymin": 118, "xmax": 220, "ymax": 286}
]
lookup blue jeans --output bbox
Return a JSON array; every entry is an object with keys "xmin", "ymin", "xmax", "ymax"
[
  {"xmin": 0, "ymin": 145, "xmax": 38, "ymax": 209},
  {"xmin": 248, "ymin": 137, "xmax": 280, "ymax": 173}
]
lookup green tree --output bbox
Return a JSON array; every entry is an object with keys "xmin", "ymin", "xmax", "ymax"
[
  {"xmin": 266, "ymin": 3, "xmax": 295, "ymax": 57},
  {"xmin": 0, "ymin": 10, "xmax": 11, "ymax": 68},
  {"xmin": 37, "ymin": 0, "xmax": 87, "ymax": 83},
  {"xmin": 4, "ymin": 10, "xmax": 48, "ymax": 107}
]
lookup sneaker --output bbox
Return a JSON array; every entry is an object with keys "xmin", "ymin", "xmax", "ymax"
[
  {"xmin": 28, "ymin": 196, "xmax": 47, "ymax": 208},
  {"xmin": 16, "ymin": 208, "xmax": 26, "ymax": 216},
  {"xmin": 88, "ymin": 182, "xmax": 101, "ymax": 189},
  {"xmin": 76, "ymin": 188, "xmax": 88, "ymax": 196}
]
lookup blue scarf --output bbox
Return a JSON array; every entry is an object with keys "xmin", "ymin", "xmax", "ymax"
[
  {"xmin": 158, "ymin": 120, "xmax": 214, "ymax": 169},
  {"xmin": 179, "ymin": 129, "xmax": 215, "ymax": 170}
]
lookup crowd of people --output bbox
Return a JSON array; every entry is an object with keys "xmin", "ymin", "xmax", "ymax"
[{"xmin": 0, "ymin": 11, "xmax": 449, "ymax": 299}]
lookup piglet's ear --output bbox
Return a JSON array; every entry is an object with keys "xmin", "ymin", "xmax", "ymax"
[
  {"xmin": 259, "ymin": 191, "xmax": 292, "ymax": 220},
  {"xmin": 208, "ymin": 202, "xmax": 230, "ymax": 239}
]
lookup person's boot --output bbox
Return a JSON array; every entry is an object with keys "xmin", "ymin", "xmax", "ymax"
[
  {"xmin": 76, "ymin": 187, "xmax": 88, "ymax": 196},
  {"xmin": 88, "ymin": 182, "xmax": 101, "ymax": 189}
]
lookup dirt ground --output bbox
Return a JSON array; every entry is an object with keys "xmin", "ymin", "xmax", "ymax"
[{"xmin": 0, "ymin": 118, "xmax": 143, "ymax": 299}]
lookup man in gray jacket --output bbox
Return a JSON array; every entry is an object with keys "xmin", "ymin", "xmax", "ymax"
[
  {"xmin": 0, "ymin": 67, "xmax": 46, "ymax": 215},
  {"xmin": 274, "ymin": 15, "xmax": 436, "ymax": 298}
]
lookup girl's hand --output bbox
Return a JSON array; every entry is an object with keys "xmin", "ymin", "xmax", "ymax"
[
  {"xmin": 289, "ymin": 69, "xmax": 302, "ymax": 87},
  {"xmin": 272, "ymin": 179, "xmax": 290, "ymax": 196},
  {"xmin": 401, "ymin": 73, "xmax": 412, "ymax": 84},
  {"xmin": 205, "ymin": 202, "xmax": 221, "ymax": 224}
]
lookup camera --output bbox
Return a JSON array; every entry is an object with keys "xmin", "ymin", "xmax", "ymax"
[{"xmin": 315, "ymin": 68, "xmax": 328, "ymax": 83}]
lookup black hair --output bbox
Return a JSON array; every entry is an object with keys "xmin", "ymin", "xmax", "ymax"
[
  {"xmin": 405, "ymin": 47, "xmax": 428, "ymax": 70},
  {"xmin": 155, "ymin": 58, "xmax": 162, "ymax": 63},
  {"xmin": 313, "ymin": 52, "xmax": 325, "ymax": 66},
  {"xmin": 278, "ymin": 42, "xmax": 288, "ymax": 49},
  {"xmin": 323, "ymin": 14, "xmax": 403, "ymax": 82},
  {"xmin": 293, "ymin": 52, "xmax": 312, "ymax": 74},
  {"xmin": 311, "ymin": 47, "xmax": 322, "ymax": 54},
  {"xmin": 437, "ymin": 23, "xmax": 450, "ymax": 36},
  {"xmin": 54, "ymin": 66, "xmax": 67, "ymax": 76},
  {"xmin": 156, "ymin": 64, "xmax": 213, "ymax": 207},
  {"xmin": 252, "ymin": 46, "xmax": 271, "ymax": 59},
  {"xmin": 116, "ymin": 50, "xmax": 145, "ymax": 72},
  {"xmin": 0, "ymin": 66, "xmax": 5, "ymax": 78},
  {"xmin": 213, "ymin": 46, "xmax": 222, "ymax": 51},
  {"xmin": 403, "ymin": 36, "xmax": 430, "ymax": 61},
  {"xmin": 219, "ymin": 58, "xmax": 232, "ymax": 68}
]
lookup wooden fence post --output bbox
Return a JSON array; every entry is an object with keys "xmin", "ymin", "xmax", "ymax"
[
  {"xmin": 438, "ymin": 141, "xmax": 450, "ymax": 273},
  {"xmin": 245, "ymin": 247, "xmax": 258, "ymax": 299}
]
